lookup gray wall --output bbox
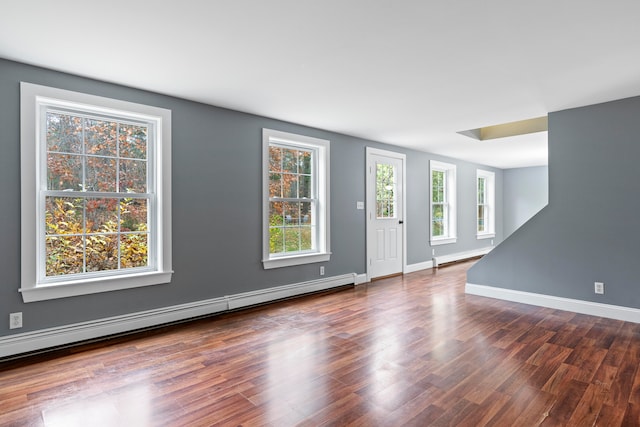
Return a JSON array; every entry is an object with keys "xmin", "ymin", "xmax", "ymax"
[
  {"xmin": 503, "ymin": 166, "xmax": 548, "ymax": 237},
  {"xmin": 0, "ymin": 58, "xmax": 502, "ymax": 337},
  {"xmin": 469, "ymin": 95, "xmax": 640, "ymax": 309}
]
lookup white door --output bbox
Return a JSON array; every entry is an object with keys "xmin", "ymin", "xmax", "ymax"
[{"xmin": 366, "ymin": 148, "xmax": 405, "ymax": 280}]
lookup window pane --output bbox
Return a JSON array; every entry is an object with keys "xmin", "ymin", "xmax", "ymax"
[
  {"xmin": 121, "ymin": 233, "xmax": 148, "ymax": 268},
  {"xmin": 432, "ymin": 221, "xmax": 443, "ymax": 237},
  {"xmin": 119, "ymin": 159, "xmax": 147, "ymax": 193},
  {"xmin": 478, "ymin": 177, "xmax": 485, "ymax": 204},
  {"xmin": 284, "ymin": 202, "xmax": 300, "ymax": 225},
  {"xmin": 432, "ymin": 204, "xmax": 444, "ymax": 221},
  {"xmin": 86, "ymin": 156, "xmax": 117, "ymax": 192},
  {"xmin": 121, "ymin": 198, "xmax": 148, "ymax": 232},
  {"xmin": 269, "ymin": 146, "xmax": 282, "ymax": 172},
  {"xmin": 478, "ymin": 205, "xmax": 486, "ymax": 232},
  {"xmin": 298, "ymin": 150, "xmax": 312, "ymax": 174},
  {"xmin": 432, "ymin": 170, "xmax": 444, "ymax": 203},
  {"xmin": 86, "ymin": 198, "xmax": 118, "ymax": 233},
  {"xmin": 85, "ymin": 119, "xmax": 117, "ymax": 157},
  {"xmin": 300, "ymin": 226, "xmax": 313, "ymax": 251},
  {"xmin": 283, "ymin": 174, "xmax": 298, "ymax": 198},
  {"xmin": 46, "ymin": 235, "xmax": 84, "ymax": 276},
  {"xmin": 119, "ymin": 124, "xmax": 147, "ymax": 159},
  {"xmin": 376, "ymin": 163, "xmax": 395, "ymax": 218},
  {"xmin": 45, "ymin": 197, "xmax": 84, "ymax": 235},
  {"xmin": 270, "ymin": 202, "xmax": 284, "ymax": 226},
  {"xmin": 46, "ymin": 113, "xmax": 83, "ymax": 154},
  {"xmin": 300, "ymin": 201, "xmax": 312, "ymax": 224},
  {"xmin": 299, "ymin": 175, "xmax": 311, "ymax": 198},
  {"xmin": 282, "ymin": 148, "xmax": 297, "ymax": 173},
  {"xmin": 86, "ymin": 234, "xmax": 119, "ymax": 272},
  {"xmin": 269, "ymin": 173, "xmax": 282, "ymax": 198},
  {"xmin": 284, "ymin": 228, "xmax": 301, "ymax": 252},
  {"xmin": 47, "ymin": 153, "xmax": 82, "ymax": 191},
  {"xmin": 269, "ymin": 226, "xmax": 284, "ymax": 254}
]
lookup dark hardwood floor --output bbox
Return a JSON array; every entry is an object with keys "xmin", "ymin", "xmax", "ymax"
[{"xmin": 2, "ymin": 259, "xmax": 640, "ymax": 426}]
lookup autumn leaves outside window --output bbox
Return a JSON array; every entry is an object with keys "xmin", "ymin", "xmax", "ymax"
[
  {"xmin": 262, "ymin": 129, "xmax": 330, "ymax": 269},
  {"xmin": 44, "ymin": 110, "xmax": 152, "ymax": 278}
]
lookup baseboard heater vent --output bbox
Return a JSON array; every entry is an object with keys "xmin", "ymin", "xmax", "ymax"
[{"xmin": 432, "ymin": 247, "xmax": 493, "ymax": 268}]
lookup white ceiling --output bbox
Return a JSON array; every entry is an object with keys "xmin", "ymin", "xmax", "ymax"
[{"xmin": 2, "ymin": 1, "xmax": 640, "ymax": 169}]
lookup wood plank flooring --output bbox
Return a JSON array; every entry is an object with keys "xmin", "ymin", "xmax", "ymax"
[{"xmin": 2, "ymin": 260, "xmax": 640, "ymax": 426}]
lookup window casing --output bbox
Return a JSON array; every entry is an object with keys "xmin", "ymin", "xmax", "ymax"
[
  {"xmin": 430, "ymin": 160, "xmax": 457, "ymax": 245},
  {"xmin": 477, "ymin": 169, "xmax": 495, "ymax": 239},
  {"xmin": 20, "ymin": 82, "xmax": 172, "ymax": 302},
  {"xmin": 262, "ymin": 129, "xmax": 330, "ymax": 269}
]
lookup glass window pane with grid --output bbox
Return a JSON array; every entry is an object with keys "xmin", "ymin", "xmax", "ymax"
[
  {"xmin": 43, "ymin": 109, "xmax": 151, "ymax": 279},
  {"xmin": 477, "ymin": 176, "xmax": 486, "ymax": 232},
  {"xmin": 432, "ymin": 169, "xmax": 447, "ymax": 237},
  {"xmin": 268, "ymin": 145, "xmax": 316, "ymax": 255},
  {"xmin": 376, "ymin": 163, "xmax": 396, "ymax": 219}
]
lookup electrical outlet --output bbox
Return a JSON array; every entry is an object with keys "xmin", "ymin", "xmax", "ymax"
[
  {"xmin": 594, "ymin": 282, "xmax": 604, "ymax": 295},
  {"xmin": 320, "ymin": 266, "xmax": 325, "ymax": 276},
  {"xmin": 432, "ymin": 249, "xmax": 435, "ymax": 256},
  {"xmin": 9, "ymin": 312, "xmax": 22, "ymax": 329},
  {"xmin": 491, "ymin": 239, "xmax": 494, "ymax": 246}
]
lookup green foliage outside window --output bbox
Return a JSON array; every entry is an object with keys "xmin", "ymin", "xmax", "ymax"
[
  {"xmin": 268, "ymin": 146, "xmax": 314, "ymax": 255},
  {"xmin": 432, "ymin": 170, "xmax": 445, "ymax": 237}
]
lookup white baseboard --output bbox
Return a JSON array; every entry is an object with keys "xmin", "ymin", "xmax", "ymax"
[
  {"xmin": 466, "ymin": 283, "xmax": 640, "ymax": 324},
  {"xmin": 405, "ymin": 260, "xmax": 434, "ymax": 274},
  {"xmin": 433, "ymin": 247, "xmax": 492, "ymax": 267},
  {"xmin": 354, "ymin": 274, "xmax": 368, "ymax": 285},
  {"xmin": 1, "ymin": 273, "xmax": 357, "ymax": 358}
]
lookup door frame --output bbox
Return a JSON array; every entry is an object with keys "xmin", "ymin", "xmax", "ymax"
[{"xmin": 365, "ymin": 147, "xmax": 407, "ymax": 282}]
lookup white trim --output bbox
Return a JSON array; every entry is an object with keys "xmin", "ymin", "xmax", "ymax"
[
  {"xmin": 476, "ymin": 169, "xmax": 495, "ymax": 238},
  {"xmin": 354, "ymin": 273, "xmax": 368, "ymax": 285},
  {"xmin": 430, "ymin": 237, "xmax": 457, "ymax": 246},
  {"xmin": 406, "ymin": 260, "xmax": 434, "ymax": 273},
  {"xmin": 20, "ymin": 82, "xmax": 172, "ymax": 302},
  {"xmin": 262, "ymin": 253, "xmax": 331, "ymax": 269},
  {"xmin": 430, "ymin": 160, "xmax": 457, "ymax": 243},
  {"xmin": 1, "ymin": 273, "xmax": 357, "ymax": 358},
  {"xmin": 465, "ymin": 283, "xmax": 640, "ymax": 324},
  {"xmin": 0, "ymin": 297, "xmax": 228, "ymax": 359},
  {"xmin": 365, "ymin": 147, "xmax": 407, "ymax": 280},
  {"xmin": 432, "ymin": 247, "xmax": 492, "ymax": 267},
  {"xmin": 262, "ymin": 129, "xmax": 330, "ymax": 269},
  {"xmin": 20, "ymin": 271, "xmax": 173, "ymax": 303},
  {"xmin": 476, "ymin": 233, "xmax": 495, "ymax": 240}
]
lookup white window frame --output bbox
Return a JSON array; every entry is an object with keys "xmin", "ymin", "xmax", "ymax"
[
  {"xmin": 262, "ymin": 129, "xmax": 330, "ymax": 269},
  {"xmin": 430, "ymin": 160, "xmax": 457, "ymax": 246},
  {"xmin": 477, "ymin": 169, "xmax": 496, "ymax": 239},
  {"xmin": 20, "ymin": 82, "xmax": 172, "ymax": 302}
]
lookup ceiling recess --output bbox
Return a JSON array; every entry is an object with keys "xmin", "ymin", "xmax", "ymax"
[{"xmin": 459, "ymin": 116, "xmax": 548, "ymax": 141}]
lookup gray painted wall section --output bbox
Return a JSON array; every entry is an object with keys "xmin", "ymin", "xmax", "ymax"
[
  {"xmin": 468, "ymin": 95, "xmax": 640, "ymax": 309},
  {"xmin": 0, "ymin": 58, "xmax": 502, "ymax": 337},
  {"xmin": 503, "ymin": 166, "xmax": 548, "ymax": 237}
]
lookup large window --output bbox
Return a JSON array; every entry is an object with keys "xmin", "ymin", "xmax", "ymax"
[
  {"xmin": 477, "ymin": 169, "xmax": 495, "ymax": 239},
  {"xmin": 430, "ymin": 160, "xmax": 457, "ymax": 245},
  {"xmin": 20, "ymin": 83, "xmax": 172, "ymax": 302},
  {"xmin": 262, "ymin": 129, "xmax": 330, "ymax": 269}
]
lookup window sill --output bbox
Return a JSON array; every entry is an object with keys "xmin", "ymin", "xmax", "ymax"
[
  {"xmin": 20, "ymin": 271, "xmax": 173, "ymax": 303},
  {"xmin": 476, "ymin": 233, "xmax": 495, "ymax": 240},
  {"xmin": 263, "ymin": 252, "xmax": 331, "ymax": 269},
  {"xmin": 430, "ymin": 237, "xmax": 457, "ymax": 246}
]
